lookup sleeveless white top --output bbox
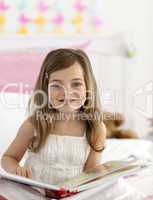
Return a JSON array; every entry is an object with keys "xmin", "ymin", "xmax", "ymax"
[{"xmin": 24, "ymin": 133, "xmax": 90, "ymax": 185}]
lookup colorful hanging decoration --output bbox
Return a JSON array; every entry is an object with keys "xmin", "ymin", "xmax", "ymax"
[
  {"xmin": 37, "ymin": 0, "xmax": 49, "ymax": 13},
  {"xmin": 52, "ymin": 13, "xmax": 64, "ymax": 34},
  {"xmin": 74, "ymin": 0, "xmax": 87, "ymax": 13},
  {"xmin": 0, "ymin": 0, "xmax": 9, "ymax": 12},
  {"xmin": 71, "ymin": 14, "xmax": 83, "ymax": 33},
  {"xmin": 0, "ymin": 0, "xmax": 9, "ymax": 34},
  {"xmin": 92, "ymin": 16, "xmax": 103, "ymax": 32},
  {"xmin": 0, "ymin": 0, "xmax": 104, "ymax": 35},
  {"xmin": 18, "ymin": 0, "xmax": 27, "ymax": 10},
  {"xmin": 18, "ymin": 13, "xmax": 31, "ymax": 34},
  {"xmin": 72, "ymin": 0, "xmax": 87, "ymax": 33},
  {"xmin": 34, "ymin": 15, "xmax": 47, "ymax": 33}
]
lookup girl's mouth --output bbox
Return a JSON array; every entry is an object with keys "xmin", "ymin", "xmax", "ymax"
[{"xmin": 58, "ymin": 98, "xmax": 78, "ymax": 102}]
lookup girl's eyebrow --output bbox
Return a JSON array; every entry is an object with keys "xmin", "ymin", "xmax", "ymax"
[
  {"xmin": 50, "ymin": 79, "xmax": 62, "ymax": 83},
  {"xmin": 71, "ymin": 78, "xmax": 83, "ymax": 81},
  {"xmin": 50, "ymin": 78, "xmax": 83, "ymax": 82}
]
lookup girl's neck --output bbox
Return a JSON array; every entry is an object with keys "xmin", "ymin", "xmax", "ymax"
[
  {"xmin": 52, "ymin": 116, "xmax": 86, "ymax": 137},
  {"xmin": 53, "ymin": 110, "xmax": 82, "ymax": 121}
]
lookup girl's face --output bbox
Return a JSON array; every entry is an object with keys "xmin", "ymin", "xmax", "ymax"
[{"xmin": 48, "ymin": 62, "xmax": 86, "ymax": 113}]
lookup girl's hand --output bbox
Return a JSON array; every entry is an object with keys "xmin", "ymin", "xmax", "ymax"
[
  {"xmin": 45, "ymin": 189, "xmax": 59, "ymax": 199},
  {"xmin": 15, "ymin": 166, "xmax": 33, "ymax": 179}
]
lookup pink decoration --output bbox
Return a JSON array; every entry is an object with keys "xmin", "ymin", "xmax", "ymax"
[
  {"xmin": 37, "ymin": 0, "xmax": 49, "ymax": 12},
  {"xmin": 0, "ymin": 0, "xmax": 9, "ymax": 12},
  {"xmin": 92, "ymin": 16, "xmax": 103, "ymax": 27},
  {"xmin": 74, "ymin": 0, "xmax": 87, "ymax": 13},
  {"xmin": 19, "ymin": 14, "xmax": 30, "ymax": 25},
  {"xmin": 52, "ymin": 14, "xmax": 64, "ymax": 25}
]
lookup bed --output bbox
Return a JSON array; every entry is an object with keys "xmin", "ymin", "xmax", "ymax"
[{"xmin": 1, "ymin": 135, "xmax": 153, "ymax": 199}]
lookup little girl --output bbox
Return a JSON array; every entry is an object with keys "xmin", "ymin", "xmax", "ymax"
[{"xmin": 1, "ymin": 48, "xmax": 106, "ymax": 196}]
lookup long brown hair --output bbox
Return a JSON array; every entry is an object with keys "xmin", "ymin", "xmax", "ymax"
[{"xmin": 28, "ymin": 48, "xmax": 104, "ymax": 153}]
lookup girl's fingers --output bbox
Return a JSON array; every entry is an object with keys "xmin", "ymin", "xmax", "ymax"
[
  {"xmin": 16, "ymin": 166, "xmax": 22, "ymax": 176},
  {"xmin": 16, "ymin": 166, "xmax": 32, "ymax": 178},
  {"xmin": 26, "ymin": 167, "xmax": 33, "ymax": 179},
  {"xmin": 45, "ymin": 189, "xmax": 57, "ymax": 198},
  {"xmin": 17, "ymin": 167, "xmax": 25, "ymax": 177},
  {"xmin": 21, "ymin": 167, "xmax": 27, "ymax": 177}
]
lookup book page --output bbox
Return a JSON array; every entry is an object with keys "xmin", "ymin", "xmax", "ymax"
[
  {"xmin": 57, "ymin": 160, "xmax": 140, "ymax": 189},
  {"xmin": 0, "ymin": 167, "xmax": 59, "ymax": 191},
  {"xmin": 76, "ymin": 165, "xmax": 145, "ymax": 192}
]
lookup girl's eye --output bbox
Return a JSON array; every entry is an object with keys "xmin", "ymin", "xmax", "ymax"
[
  {"xmin": 72, "ymin": 82, "xmax": 82, "ymax": 87},
  {"xmin": 50, "ymin": 84, "xmax": 61, "ymax": 89}
]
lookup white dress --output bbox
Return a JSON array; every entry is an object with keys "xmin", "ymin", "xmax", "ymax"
[{"xmin": 24, "ymin": 133, "xmax": 90, "ymax": 185}]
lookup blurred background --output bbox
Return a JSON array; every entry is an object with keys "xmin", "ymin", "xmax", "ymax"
[{"xmin": 0, "ymin": 0, "xmax": 153, "ymax": 152}]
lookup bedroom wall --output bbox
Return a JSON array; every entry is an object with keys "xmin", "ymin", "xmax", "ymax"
[{"xmin": 101, "ymin": 0, "xmax": 152, "ymax": 136}]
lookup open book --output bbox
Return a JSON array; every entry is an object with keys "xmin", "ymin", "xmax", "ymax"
[{"xmin": 0, "ymin": 155, "xmax": 150, "ymax": 199}]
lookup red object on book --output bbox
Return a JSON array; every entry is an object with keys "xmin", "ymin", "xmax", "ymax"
[
  {"xmin": 56, "ymin": 188, "xmax": 79, "ymax": 198},
  {"xmin": 0, "ymin": 195, "xmax": 8, "ymax": 200},
  {"xmin": 45, "ymin": 187, "xmax": 78, "ymax": 198}
]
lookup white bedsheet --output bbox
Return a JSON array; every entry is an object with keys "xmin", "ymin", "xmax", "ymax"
[
  {"xmin": 0, "ymin": 139, "xmax": 153, "ymax": 199},
  {"xmin": 125, "ymin": 165, "xmax": 153, "ymax": 196}
]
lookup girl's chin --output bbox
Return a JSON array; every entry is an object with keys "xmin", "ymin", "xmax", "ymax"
[
  {"xmin": 55, "ymin": 106, "xmax": 81, "ymax": 114},
  {"xmin": 57, "ymin": 108, "xmax": 79, "ymax": 114}
]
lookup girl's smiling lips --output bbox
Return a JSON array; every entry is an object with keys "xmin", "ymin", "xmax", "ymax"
[{"xmin": 58, "ymin": 98, "xmax": 79, "ymax": 102}]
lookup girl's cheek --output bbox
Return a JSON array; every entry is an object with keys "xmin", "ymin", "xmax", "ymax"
[
  {"xmin": 80, "ymin": 88, "xmax": 86, "ymax": 100},
  {"xmin": 72, "ymin": 88, "xmax": 86, "ymax": 101},
  {"xmin": 49, "ymin": 92, "xmax": 58, "ymax": 106},
  {"xmin": 49, "ymin": 87, "xmax": 63, "ymax": 98}
]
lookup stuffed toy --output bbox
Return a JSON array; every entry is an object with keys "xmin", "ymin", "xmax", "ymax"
[{"xmin": 103, "ymin": 112, "xmax": 138, "ymax": 139}]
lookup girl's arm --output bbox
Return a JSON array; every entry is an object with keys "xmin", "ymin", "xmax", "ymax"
[
  {"xmin": 1, "ymin": 118, "xmax": 34, "ymax": 178},
  {"xmin": 83, "ymin": 122, "xmax": 106, "ymax": 172}
]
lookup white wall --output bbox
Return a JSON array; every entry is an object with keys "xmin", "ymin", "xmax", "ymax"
[{"xmin": 101, "ymin": 0, "xmax": 152, "ymax": 136}]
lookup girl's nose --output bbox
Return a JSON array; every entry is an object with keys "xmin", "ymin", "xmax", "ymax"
[
  {"xmin": 65, "ymin": 85, "xmax": 73, "ymax": 96},
  {"xmin": 58, "ymin": 85, "xmax": 72, "ymax": 99},
  {"xmin": 67, "ymin": 88, "xmax": 80, "ymax": 100}
]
